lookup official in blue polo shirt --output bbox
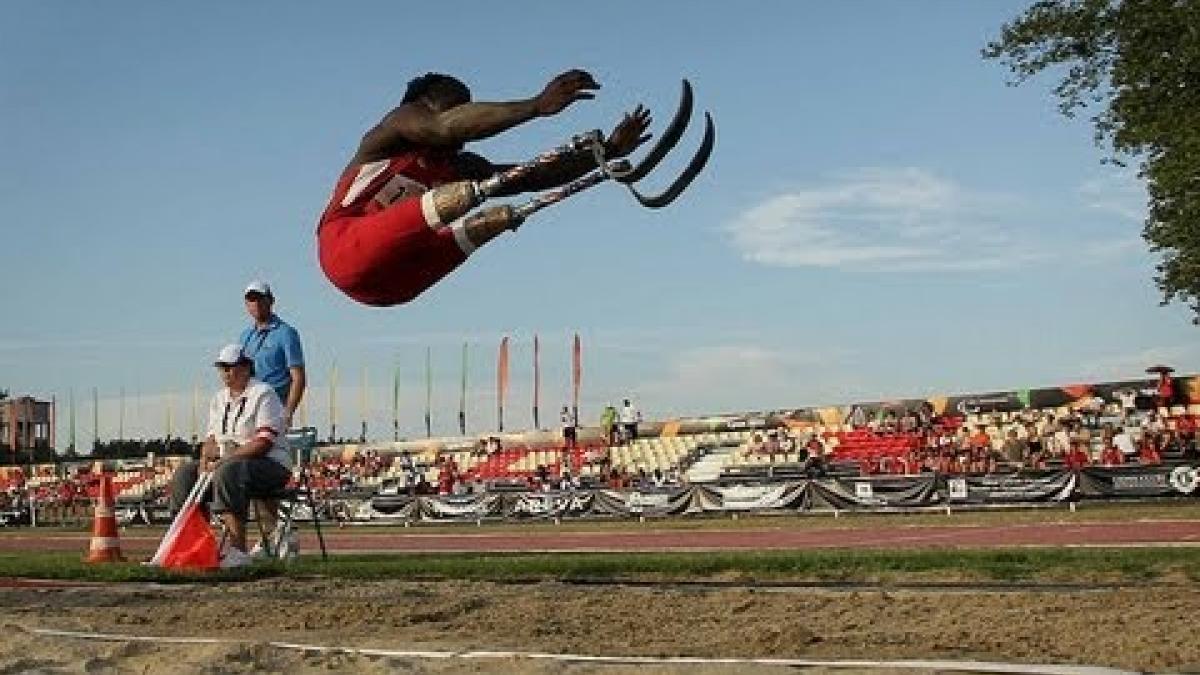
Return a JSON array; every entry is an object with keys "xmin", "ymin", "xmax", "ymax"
[{"xmin": 239, "ymin": 280, "xmax": 306, "ymax": 429}]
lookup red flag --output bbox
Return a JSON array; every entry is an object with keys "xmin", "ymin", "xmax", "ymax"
[
  {"xmin": 159, "ymin": 503, "xmax": 219, "ymax": 570},
  {"xmin": 497, "ymin": 337, "xmax": 510, "ymax": 431},
  {"xmin": 572, "ymin": 333, "xmax": 582, "ymax": 424}
]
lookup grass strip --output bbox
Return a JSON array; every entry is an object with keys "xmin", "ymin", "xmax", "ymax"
[{"xmin": 2, "ymin": 547, "xmax": 1199, "ymax": 585}]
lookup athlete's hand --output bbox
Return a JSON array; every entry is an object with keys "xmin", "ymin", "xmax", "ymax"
[
  {"xmin": 605, "ymin": 105, "xmax": 652, "ymax": 158},
  {"xmin": 534, "ymin": 69, "xmax": 600, "ymax": 117}
]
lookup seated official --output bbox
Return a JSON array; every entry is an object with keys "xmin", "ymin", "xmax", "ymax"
[{"xmin": 169, "ymin": 344, "xmax": 292, "ymax": 568}]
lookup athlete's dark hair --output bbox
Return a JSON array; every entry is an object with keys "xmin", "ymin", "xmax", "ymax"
[{"xmin": 402, "ymin": 73, "xmax": 471, "ymax": 107}]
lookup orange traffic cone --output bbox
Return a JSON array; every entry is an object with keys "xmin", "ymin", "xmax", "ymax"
[{"xmin": 84, "ymin": 474, "xmax": 124, "ymax": 563}]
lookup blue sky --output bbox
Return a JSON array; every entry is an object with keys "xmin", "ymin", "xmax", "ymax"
[{"xmin": 2, "ymin": 2, "xmax": 1196, "ymax": 443}]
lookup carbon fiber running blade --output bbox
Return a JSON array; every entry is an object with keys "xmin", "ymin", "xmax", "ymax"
[
  {"xmin": 616, "ymin": 79, "xmax": 694, "ymax": 184},
  {"xmin": 629, "ymin": 112, "xmax": 715, "ymax": 209}
]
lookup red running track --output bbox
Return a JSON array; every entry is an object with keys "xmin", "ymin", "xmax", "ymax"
[{"xmin": 3, "ymin": 520, "xmax": 1200, "ymax": 555}]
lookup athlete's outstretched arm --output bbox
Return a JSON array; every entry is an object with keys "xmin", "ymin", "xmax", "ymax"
[
  {"xmin": 354, "ymin": 70, "xmax": 599, "ymax": 165},
  {"xmin": 457, "ymin": 105, "xmax": 653, "ymax": 196}
]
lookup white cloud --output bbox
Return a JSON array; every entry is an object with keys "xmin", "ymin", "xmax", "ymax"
[
  {"xmin": 634, "ymin": 344, "xmax": 858, "ymax": 416},
  {"xmin": 1079, "ymin": 171, "xmax": 1148, "ymax": 222},
  {"xmin": 1076, "ymin": 343, "xmax": 1200, "ymax": 382},
  {"xmin": 725, "ymin": 167, "xmax": 1141, "ymax": 272}
]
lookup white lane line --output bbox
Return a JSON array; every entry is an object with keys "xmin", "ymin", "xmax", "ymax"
[{"xmin": 30, "ymin": 627, "xmax": 1138, "ymax": 675}]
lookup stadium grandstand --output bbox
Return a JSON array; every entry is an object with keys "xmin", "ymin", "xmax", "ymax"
[{"xmin": 2, "ymin": 371, "xmax": 1198, "ymax": 525}]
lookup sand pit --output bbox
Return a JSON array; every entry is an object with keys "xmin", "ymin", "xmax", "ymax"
[{"xmin": 2, "ymin": 577, "xmax": 1197, "ymax": 673}]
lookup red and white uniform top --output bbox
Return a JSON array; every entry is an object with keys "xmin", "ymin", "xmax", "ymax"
[{"xmin": 320, "ymin": 149, "xmax": 460, "ymax": 226}]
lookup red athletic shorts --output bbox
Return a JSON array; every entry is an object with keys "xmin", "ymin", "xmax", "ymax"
[{"xmin": 318, "ymin": 195, "xmax": 472, "ymax": 307}]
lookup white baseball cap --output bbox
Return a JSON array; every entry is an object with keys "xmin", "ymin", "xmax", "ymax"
[
  {"xmin": 244, "ymin": 280, "xmax": 273, "ymax": 298},
  {"xmin": 213, "ymin": 344, "xmax": 251, "ymax": 367}
]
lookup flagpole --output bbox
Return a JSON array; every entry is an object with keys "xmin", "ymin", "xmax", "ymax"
[
  {"xmin": 392, "ymin": 358, "xmax": 400, "ymax": 442},
  {"xmin": 497, "ymin": 337, "xmax": 509, "ymax": 433},
  {"xmin": 360, "ymin": 365, "xmax": 368, "ymax": 442},
  {"xmin": 69, "ymin": 388, "xmax": 76, "ymax": 456},
  {"xmin": 165, "ymin": 390, "xmax": 174, "ymax": 442},
  {"xmin": 190, "ymin": 382, "xmax": 199, "ymax": 443},
  {"xmin": 572, "ymin": 333, "xmax": 582, "ymax": 427},
  {"xmin": 92, "ymin": 387, "xmax": 100, "ymax": 451},
  {"xmin": 118, "ymin": 387, "xmax": 125, "ymax": 443},
  {"xmin": 459, "ymin": 342, "xmax": 468, "ymax": 435},
  {"xmin": 424, "ymin": 347, "xmax": 432, "ymax": 438},
  {"xmin": 533, "ymin": 334, "xmax": 541, "ymax": 431},
  {"xmin": 329, "ymin": 360, "xmax": 338, "ymax": 443}
]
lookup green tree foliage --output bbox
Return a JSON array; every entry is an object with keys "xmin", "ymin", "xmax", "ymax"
[{"xmin": 983, "ymin": 0, "xmax": 1200, "ymax": 319}]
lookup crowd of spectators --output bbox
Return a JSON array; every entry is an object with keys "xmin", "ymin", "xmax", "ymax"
[{"xmin": 743, "ymin": 405, "xmax": 1200, "ymax": 476}]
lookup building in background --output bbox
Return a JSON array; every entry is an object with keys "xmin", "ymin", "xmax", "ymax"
[{"xmin": 0, "ymin": 395, "xmax": 54, "ymax": 459}]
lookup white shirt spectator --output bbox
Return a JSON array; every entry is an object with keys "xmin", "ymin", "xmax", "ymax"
[
  {"xmin": 1114, "ymin": 430, "xmax": 1137, "ymax": 456},
  {"xmin": 206, "ymin": 378, "xmax": 291, "ymax": 469},
  {"xmin": 1144, "ymin": 415, "xmax": 1166, "ymax": 433},
  {"xmin": 1117, "ymin": 390, "xmax": 1137, "ymax": 410},
  {"xmin": 620, "ymin": 402, "xmax": 641, "ymax": 425}
]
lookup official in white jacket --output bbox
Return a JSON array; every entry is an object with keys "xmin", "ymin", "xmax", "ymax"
[{"xmin": 169, "ymin": 344, "xmax": 292, "ymax": 567}]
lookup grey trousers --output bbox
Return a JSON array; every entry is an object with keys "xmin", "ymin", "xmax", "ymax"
[{"xmin": 169, "ymin": 457, "xmax": 290, "ymax": 523}]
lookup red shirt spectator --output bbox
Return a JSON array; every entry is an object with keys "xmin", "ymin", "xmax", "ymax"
[
  {"xmin": 1099, "ymin": 443, "xmax": 1124, "ymax": 467},
  {"xmin": 1157, "ymin": 373, "xmax": 1175, "ymax": 407},
  {"xmin": 1138, "ymin": 438, "xmax": 1162, "ymax": 464},
  {"xmin": 1064, "ymin": 442, "xmax": 1091, "ymax": 470}
]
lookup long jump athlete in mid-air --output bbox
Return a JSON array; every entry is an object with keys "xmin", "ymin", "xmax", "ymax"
[{"xmin": 317, "ymin": 69, "xmax": 651, "ymax": 307}]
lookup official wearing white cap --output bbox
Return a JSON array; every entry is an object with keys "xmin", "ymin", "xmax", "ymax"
[{"xmin": 169, "ymin": 344, "xmax": 292, "ymax": 567}]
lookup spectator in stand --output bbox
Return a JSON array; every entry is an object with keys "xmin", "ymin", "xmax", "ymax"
[
  {"xmin": 1079, "ymin": 395, "xmax": 1106, "ymax": 428},
  {"xmin": 619, "ymin": 398, "xmax": 642, "ymax": 443},
  {"xmin": 1064, "ymin": 439, "xmax": 1092, "ymax": 470},
  {"xmin": 1001, "ymin": 429, "xmax": 1027, "ymax": 468},
  {"xmin": 1143, "ymin": 410, "xmax": 1167, "ymax": 434},
  {"xmin": 917, "ymin": 401, "xmax": 936, "ymax": 433},
  {"xmin": 969, "ymin": 426, "xmax": 992, "ymax": 474},
  {"xmin": 779, "ymin": 430, "xmax": 796, "ymax": 461},
  {"xmin": 1172, "ymin": 414, "xmax": 1198, "ymax": 458},
  {"xmin": 1156, "ymin": 371, "xmax": 1175, "ymax": 408},
  {"xmin": 600, "ymin": 405, "xmax": 618, "ymax": 445},
  {"xmin": 747, "ymin": 432, "xmax": 764, "ymax": 459},
  {"xmin": 238, "ymin": 280, "xmax": 306, "ymax": 430},
  {"xmin": 846, "ymin": 405, "xmax": 869, "ymax": 430},
  {"xmin": 803, "ymin": 434, "xmax": 826, "ymax": 471},
  {"xmin": 1159, "ymin": 429, "xmax": 1185, "ymax": 458},
  {"xmin": 437, "ymin": 455, "xmax": 457, "ymax": 495},
  {"xmin": 1099, "ymin": 438, "xmax": 1125, "ymax": 466},
  {"xmin": 880, "ymin": 410, "xmax": 899, "ymax": 435},
  {"xmin": 1113, "ymin": 427, "xmax": 1138, "ymax": 460},
  {"xmin": 1049, "ymin": 421, "xmax": 1072, "ymax": 461},
  {"xmin": 560, "ymin": 405, "xmax": 577, "ymax": 451},
  {"xmin": 487, "ymin": 436, "xmax": 503, "ymax": 455},
  {"xmin": 762, "ymin": 430, "xmax": 781, "ymax": 463},
  {"xmin": 1116, "ymin": 388, "xmax": 1138, "ymax": 423},
  {"xmin": 1132, "ymin": 437, "xmax": 1161, "ymax": 461}
]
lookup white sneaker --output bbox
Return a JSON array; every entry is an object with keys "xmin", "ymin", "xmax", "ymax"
[
  {"xmin": 220, "ymin": 547, "xmax": 254, "ymax": 569},
  {"xmin": 278, "ymin": 532, "xmax": 300, "ymax": 561},
  {"xmin": 248, "ymin": 541, "xmax": 269, "ymax": 560}
]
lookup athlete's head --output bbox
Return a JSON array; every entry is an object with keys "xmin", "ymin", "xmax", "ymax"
[{"xmin": 403, "ymin": 73, "xmax": 471, "ymax": 112}]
